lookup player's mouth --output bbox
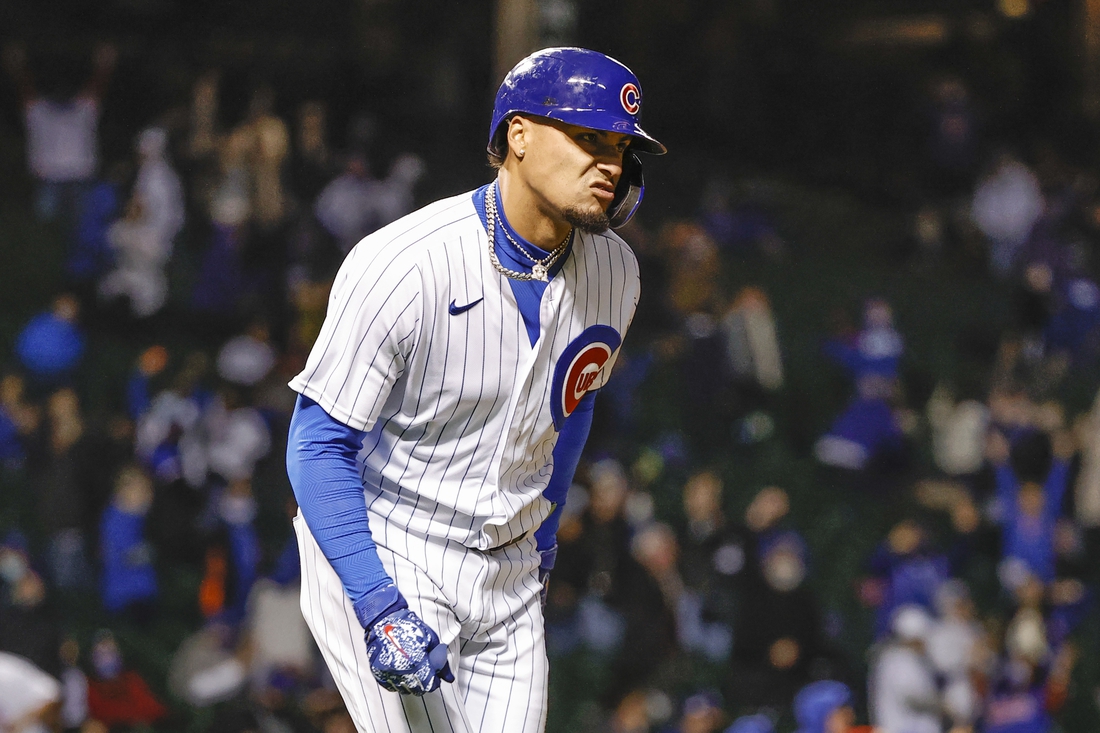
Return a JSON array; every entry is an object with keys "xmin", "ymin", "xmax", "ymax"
[{"xmin": 590, "ymin": 181, "xmax": 615, "ymax": 203}]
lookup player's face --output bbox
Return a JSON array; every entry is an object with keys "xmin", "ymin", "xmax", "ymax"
[{"xmin": 515, "ymin": 117, "xmax": 632, "ymax": 232}]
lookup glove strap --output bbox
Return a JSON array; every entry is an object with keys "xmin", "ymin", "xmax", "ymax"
[
  {"xmin": 354, "ymin": 583, "xmax": 408, "ymax": 629},
  {"xmin": 539, "ymin": 543, "xmax": 558, "ymax": 572}
]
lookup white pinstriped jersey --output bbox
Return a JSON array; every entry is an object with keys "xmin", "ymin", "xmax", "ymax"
[{"xmin": 290, "ymin": 189, "xmax": 640, "ymax": 550}]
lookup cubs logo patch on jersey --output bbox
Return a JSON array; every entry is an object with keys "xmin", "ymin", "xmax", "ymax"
[{"xmin": 550, "ymin": 324, "xmax": 621, "ymax": 430}]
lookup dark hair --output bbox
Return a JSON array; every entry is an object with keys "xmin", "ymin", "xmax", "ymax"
[{"xmin": 486, "ymin": 118, "xmax": 512, "ymax": 169}]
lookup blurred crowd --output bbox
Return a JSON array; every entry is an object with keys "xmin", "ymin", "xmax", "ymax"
[{"xmin": 1, "ymin": 41, "xmax": 1100, "ymax": 733}]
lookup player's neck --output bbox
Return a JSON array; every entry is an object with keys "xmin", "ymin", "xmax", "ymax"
[{"xmin": 496, "ymin": 171, "xmax": 572, "ymax": 252}]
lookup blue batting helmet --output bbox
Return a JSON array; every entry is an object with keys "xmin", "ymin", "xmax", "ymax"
[{"xmin": 488, "ymin": 47, "xmax": 666, "ymax": 228}]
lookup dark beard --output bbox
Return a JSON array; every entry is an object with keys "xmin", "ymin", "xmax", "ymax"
[{"xmin": 562, "ymin": 205, "xmax": 610, "ymax": 234}]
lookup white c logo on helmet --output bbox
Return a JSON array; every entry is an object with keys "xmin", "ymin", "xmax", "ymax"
[{"xmin": 620, "ymin": 83, "xmax": 640, "ymax": 115}]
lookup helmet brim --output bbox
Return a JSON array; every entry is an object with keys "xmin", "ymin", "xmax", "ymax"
[
  {"xmin": 625, "ymin": 126, "xmax": 666, "ymax": 155},
  {"xmin": 487, "ymin": 111, "xmax": 667, "ymax": 156}
]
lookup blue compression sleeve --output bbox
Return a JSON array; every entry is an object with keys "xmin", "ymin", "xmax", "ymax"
[
  {"xmin": 534, "ymin": 391, "xmax": 596, "ymax": 561},
  {"xmin": 286, "ymin": 394, "xmax": 400, "ymax": 627}
]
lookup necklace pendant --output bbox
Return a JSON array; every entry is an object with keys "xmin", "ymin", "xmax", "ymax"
[{"xmin": 532, "ymin": 263, "xmax": 548, "ymax": 281}]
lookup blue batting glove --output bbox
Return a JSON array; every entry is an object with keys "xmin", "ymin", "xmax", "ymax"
[{"xmin": 357, "ymin": 584, "xmax": 455, "ymax": 695}]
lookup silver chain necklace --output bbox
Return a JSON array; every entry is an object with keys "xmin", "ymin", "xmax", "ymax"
[{"xmin": 485, "ymin": 183, "xmax": 571, "ymax": 282}]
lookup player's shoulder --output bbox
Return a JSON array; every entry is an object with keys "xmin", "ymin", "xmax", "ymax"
[{"xmin": 578, "ymin": 228, "xmax": 640, "ymax": 276}]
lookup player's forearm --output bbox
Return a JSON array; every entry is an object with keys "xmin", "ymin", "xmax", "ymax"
[{"xmin": 287, "ymin": 394, "xmax": 394, "ymax": 623}]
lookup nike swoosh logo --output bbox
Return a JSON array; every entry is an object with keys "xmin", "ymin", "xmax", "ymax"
[
  {"xmin": 449, "ymin": 298, "xmax": 483, "ymax": 316},
  {"xmin": 383, "ymin": 624, "xmax": 411, "ymax": 660}
]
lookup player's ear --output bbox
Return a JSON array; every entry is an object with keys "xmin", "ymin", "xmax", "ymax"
[{"xmin": 505, "ymin": 115, "xmax": 529, "ymax": 162}]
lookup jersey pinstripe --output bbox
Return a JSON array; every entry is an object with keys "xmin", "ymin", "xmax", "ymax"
[{"xmin": 290, "ymin": 189, "xmax": 640, "ymax": 551}]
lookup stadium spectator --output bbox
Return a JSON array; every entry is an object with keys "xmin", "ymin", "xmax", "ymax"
[
  {"xmin": 1045, "ymin": 275, "xmax": 1100, "ymax": 366},
  {"xmin": 314, "ymin": 152, "xmax": 381, "ymax": 253},
  {"xmin": 67, "ymin": 161, "xmax": 124, "ymax": 291},
  {"xmin": 0, "ymin": 411, "xmax": 21, "ymax": 469},
  {"xmin": 824, "ymin": 298, "xmax": 904, "ymax": 386},
  {"xmin": 0, "ymin": 549, "xmax": 62, "ymax": 678},
  {"xmin": 190, "ymin": 125, "xmax": 252, "ymax": 322},
  {"xmin": 815, "ymin": 300, "xmax": 911, "ymax": 474},
  {"xmin": 243, "ymin": 572, "xmax": 316, "ymax": 691},
  {"xmin": 0, "ymin": 373, "xmax": 39, "ymax": 467},
  {"xmin": 662, "ymin": 690, "xmax": 726, "ymax": 733},
  {"xmin": 868, "ymin": 605, "xmax": 942, "ymax": 733},
  {"xmin": 290, "ymin": 100, "xmax": 334, "ymax": 202},
  {"xmin": 988, "ymin": 428, "xmax": 1073, "ymax": 586},
  {"xmin": 924, "ymin": 580, "xmax": 985, "ymax": 728},
  {"xmin": 235, "ymin": 85, "xmax": 290, "ymax": 230},
  {"xmin": 921, "ymin": 74, "xmax": 981, "ymax": 196},
  {"xmin": 209, "ymin": 478, "xmax": 262, "ymax": 624},
  {"xmin": 728, "ymin": 531, "xmax": 827, "ymax": 708},
  {"xmin": 1073, "ymin": 386, "xmax": 1100, "ymax": 532},
  {"xmin": 983, "ymin": 609, "xmax": 1076, "ymax": 733},
  {"xmin": 186, "ymin": 71, "xmax": 220, "ymax": 167},
  {"xmin": 98, "ymin": 127, "xmax": 185, "ymax": 319},
  {"xmin": 813, "ymin": 387, "xmax": 906, "ymax": 473},
  {"xmin": 606, "ymin": 522, "xmax": 684, "ymax": 701},
  {"xmin": 793, "ymin": 680, "xmax": 855, "ymax": 733},
  {"xmin": 216, "ymin": 321, "xmax": 277, "ymax": 388},
  {"xmin": 550, "ymin": 460, "xmax": 633, "ymax": 653},
  {"xmin": 861, "ymin": 519, "xmax": 950, "ymax": 639},
  {"xmin": 125, "ymin": 345, "xmax": 170, "ymax": 423},
  {"xmin": 167, "ymin": 619, "xmax": 248, "ymax": 707},
  {"xmin": 971, "ymin": 151, "xmax": 1044, "ymax": 278},
  {"xmin": 721, "ymin": 286, "xmax": 784, "ymax": 396},
  {"xmin": 15, "ymin": 294, "xmax": 86, "ymax": 386},
  {"xmin": 133, "ymin": 350, "xmax": 211, "ymax": 485},
  {"xmin": 58, "ymin": 637, "xmax": 89, "ymax": 731},
  {"xmin": 661, "ymin": 224, "xmax": 728, "ymax": 456},
  {"xmin": 678, "ymin": 470, "xmax": 751, "ymax": 630},
  {"xmin": 2, "ymin": 42, "xmax": 116, "ymax": 224},
  {"xmin": 197, "ymin": 384, "xmax": 272, "ymax": 485},
  {"xmin": 31, "ymin": 387, "xmax": 93, "ymax": 589},
  {"xmin": 724, "ymin": 714, "xmax": 775, "ymax": 733},
  {"xmin": 926, "ymin": 381, "xmax": 990, "ymax": 478},
  {"xmin": 374, "ymin": 152, "xmax": 425, "ymax": 227},
  {"xmin": 99, "ymin": 465, "xmax": 159, "ymax": 619},
  {"xmin": 743, "ymin": 485, "xmax": 792, "ymax": 541},
  {"xmin": 87, "ymin": 629, "xmax": 168, "ymax": 728},
  {"xmin": 609, "ymin": 689, "xmax": 659, "ymax": 733}
]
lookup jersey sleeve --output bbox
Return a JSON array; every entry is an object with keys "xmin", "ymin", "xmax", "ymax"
[{"xmin": 290, "ymin": 246, "xmax": 424, "ymax": 431}]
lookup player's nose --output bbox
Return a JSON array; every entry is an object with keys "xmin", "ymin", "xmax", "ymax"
[{"xmin": 595, "ymin": 157, "xmax": 622, "ymax": 187}]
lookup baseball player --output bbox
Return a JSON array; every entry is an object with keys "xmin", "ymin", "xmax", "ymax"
[{"xmin": 285, "ymin": 47, "xmax": 664, "ymax": 732}]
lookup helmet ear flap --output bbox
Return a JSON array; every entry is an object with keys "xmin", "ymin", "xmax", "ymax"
[
  {"xmin": 608, "ymin": 151, "xmax": 644, "ymax": 229},
  {"xmin": 488, "ymin": 119, "xmax": 511, "ymax": 159}
]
